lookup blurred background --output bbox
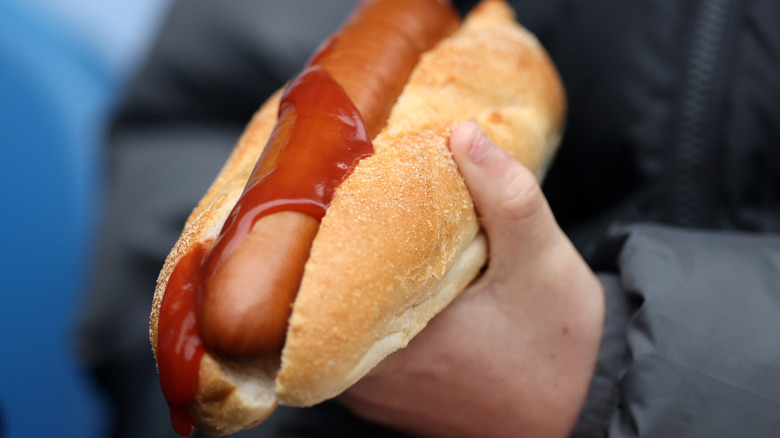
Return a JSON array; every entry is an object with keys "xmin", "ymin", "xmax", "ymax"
[{"xmin": 0, "ymin": 0, "xmax": 169, "ymax": 437}]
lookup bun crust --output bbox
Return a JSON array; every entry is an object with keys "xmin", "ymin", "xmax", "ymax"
[
  {"xmin": 277, "ymin": 0, "xmax": 565, "ymax": 406},
  {"xmin": 150, "ymin": 0, "xmax": 565, "ymax": 434}
]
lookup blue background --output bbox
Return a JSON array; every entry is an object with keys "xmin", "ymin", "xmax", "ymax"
[{"xmin": 0, "ymin": 1, "xmax": 169, "ymax": 436}]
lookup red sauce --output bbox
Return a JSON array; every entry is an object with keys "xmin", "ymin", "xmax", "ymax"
[
  {"xmin": 156, "ymin": 65, "xmax": 373, "ymax": 435},
  {"xmin": 156, "ymin": 244, "xmax": 206, "ymax": 436},
  {"xmin": 204, "ymin": 65, "xmax": 374, "ymax": 279}
]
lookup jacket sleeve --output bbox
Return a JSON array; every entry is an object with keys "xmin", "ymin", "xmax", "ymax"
[{"xmin": 575, "ymin": 223, "xmax": 780, "ymax": 438}]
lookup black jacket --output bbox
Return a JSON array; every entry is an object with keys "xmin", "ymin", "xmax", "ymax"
[{"xmin": 78, "ymin": 1, "xmax": 780, "ymax": 437}]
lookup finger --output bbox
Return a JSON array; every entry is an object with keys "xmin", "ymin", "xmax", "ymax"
[{"xmin": 449, "ymin": 121, "xmax": 559, "ymax": 259}]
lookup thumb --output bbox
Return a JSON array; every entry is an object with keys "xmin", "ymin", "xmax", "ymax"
[{"xmin": 449, "ymin": 121, "xmax": 560, "ymax": 263}]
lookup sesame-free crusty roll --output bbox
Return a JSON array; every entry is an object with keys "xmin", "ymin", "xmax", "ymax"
[{"xmin": 150, "ymin": 1, "xmax": 565, "ymax": 435}]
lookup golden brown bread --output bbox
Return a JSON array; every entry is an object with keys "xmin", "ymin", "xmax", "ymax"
[
  {"xmin": 150, "ymin": 0, "xmax": 565, "ymax": 434},
  {"xmin": 277, "ymin": 0, "xmax": 565, "ymax": 406}
]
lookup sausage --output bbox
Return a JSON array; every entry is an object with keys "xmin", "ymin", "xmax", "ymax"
[
  {"xmin": 309, "ymin": 0, "xmax": 460, "ymax": 136},
  {"xmin": 198, "ymin": 0, "xmax": 460, "ymax": 359},
  {"xmin": 201, "ymin": 212, "xmax": 319, "ymax": 357}
]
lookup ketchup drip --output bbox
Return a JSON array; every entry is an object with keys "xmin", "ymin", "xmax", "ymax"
[
  {"xmin": 156, "ymin": 245, "xmax": 206, "ymax": 436},
  {"xmin": 156, "ymin": 65, "xmax": 374, "ymax": 435},
  {"xmin": 204, "ymin": 65, "xmax": 374, "ymax": 279}
]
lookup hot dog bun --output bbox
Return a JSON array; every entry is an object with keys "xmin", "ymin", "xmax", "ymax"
[{"xmin": 150, "ymin": 0, "xmax": 565, "ymax": 435}]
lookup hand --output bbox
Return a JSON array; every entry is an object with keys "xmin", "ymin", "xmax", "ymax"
[{"xmin": 339, "ymin": 122, "xmax": 605, "ymax": 438}]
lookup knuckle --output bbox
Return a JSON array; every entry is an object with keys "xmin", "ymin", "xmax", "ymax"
[{"xmin": 495, "ymin": 164, "xmax": 544, "ymax": 222}]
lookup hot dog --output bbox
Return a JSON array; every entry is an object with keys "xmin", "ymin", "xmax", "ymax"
[
  {"xmin": 200, "ymin": 0, "xmax": 460, "ymax": 360},
  {"xmin": 150, "ymin": 0, "xmax": 566, "ymax": 435}
]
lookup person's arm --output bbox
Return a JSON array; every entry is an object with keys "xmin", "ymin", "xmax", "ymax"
[
  {"xmin": 593, "ymin": 224, "xmax": 780, "ymax": 438},
  {"xmin": 341, "ymin": 123, "xmax": 780, "ymax": 438},
  {"xmin": 340, "ymin": 122, "xmax": 606, "ymax": 438}
]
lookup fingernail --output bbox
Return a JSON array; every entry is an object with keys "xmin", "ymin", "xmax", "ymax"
[{"xmin": 468, "ymin": 125, "xmax": 494, "ymax": 164}]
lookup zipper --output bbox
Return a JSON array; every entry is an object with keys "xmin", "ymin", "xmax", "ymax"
[{"xmin": 671, "ymin": 0, "xmax": 733, "ymax": 227}]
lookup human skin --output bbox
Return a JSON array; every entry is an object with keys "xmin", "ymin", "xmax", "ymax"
[{"xmin": 340, "ymin": 122, "xmax": 605, "ymax": 438}]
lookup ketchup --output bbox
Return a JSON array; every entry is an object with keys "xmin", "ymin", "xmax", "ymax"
[
  {"xmin": 156, "ymin": 245, "xmax": 206, "ymax": 436},
  {"xmin": 156, "ymin": 65, "xmax": 374, "ymax": 435},
  {"xmin": 204, "ymin": 65, "xmax": 374, "ymax": 279}
]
